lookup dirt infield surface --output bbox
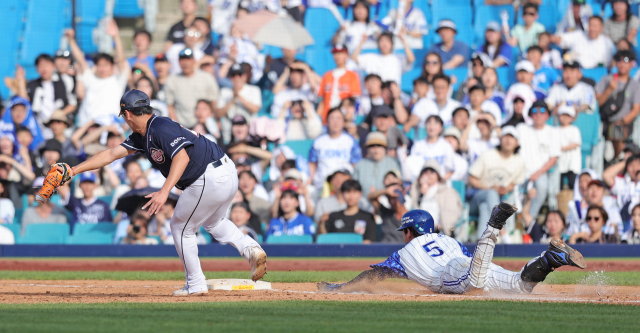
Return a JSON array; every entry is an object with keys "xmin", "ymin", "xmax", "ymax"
[
  {"xmin": 1, "ymin": 258, "xmax": 640, "ymax": 272},
  {"xmin": 0, "ymin": 279, "xmax": 638, "ymax": 305}
]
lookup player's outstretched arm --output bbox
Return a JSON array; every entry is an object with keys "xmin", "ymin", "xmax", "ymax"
[
  {"xmin": 72, "ymin": 145, "xmax": 133, "ymax": 175},
  {"xmin": 143, "ymin": 149, "xmax": 190, "ymax": 215},
  {"xmin": 317, "ymin": 268, "xmax": 405, "ymax": 292}
]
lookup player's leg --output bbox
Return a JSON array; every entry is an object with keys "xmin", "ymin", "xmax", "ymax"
[
  {"xmin": 169, "ymin": 174, "xmax": 216, "ymax": 296},
  {"xmin": 201, "ymin": 160, "xmax": 267, "ymax": 281}
]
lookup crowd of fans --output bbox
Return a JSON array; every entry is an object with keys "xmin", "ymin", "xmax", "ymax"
[{"xmin": 3, "ymin": 0, "xmax": 640, "ymax": 245}]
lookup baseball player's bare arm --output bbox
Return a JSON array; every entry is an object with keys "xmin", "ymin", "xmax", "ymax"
[
  {"xmin": 143, "ymin": 149, "xmax": 190, "ymax": 215},
  {"xmin": 318, "ymin": 268, "xmax": 406, "ymax": 291},
  {"xmin": 72, "ymin": 145, "xmax": 133, "ymax": 175}
]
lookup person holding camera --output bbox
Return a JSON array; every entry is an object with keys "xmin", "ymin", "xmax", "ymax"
[
  {"xmin": 277, "ymin": 99, "xmax": 322, "ymax": 141},
  {"xmin": 122, "ymin": 212, "xmax": 158, "ymax": 245}
]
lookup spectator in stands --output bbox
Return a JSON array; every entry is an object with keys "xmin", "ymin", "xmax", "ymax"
[
  {"xmin": 604, "ymin": 0, "xmax": 640, "ymax": 45},
  {"xmin": 216, "ymin": 64, "xmax": 262, "ymax": 126},
  {"xmin": 128, "ymin": 30, "xmax": 155, "ymax": 69},
  {"xmin": 135, "ymin": 77, "xmax": 169, "ymax": 118},
  {"xmin": 148, "ymin": 198, "xmax": 177, "ymax": 245},
  {"xmin": 66, "ymin": 21, "xmax": 129, "ymax": 126},
  {"xmin": 367, "ymin": 105, "xmax": 408, "ymax": 158},
  {"xmin": 429, "ymin": 20, "xmax": 470, "ymax": 69},
  {"xmin": 569, "ymin": 206, "xmax": 619, "ymax": 244},
  {"xmin": 58, "ymin": 172, "xmax": 113, "ymax": 231},
  {"xmin": 314, "ymin": 167, "xmax": 371, "ymax": 222},
  {"xmin": 359, "ymin": 74, "xmax": 385, "ymax": 117},
  {"xmin": 537, "ymin": 32, "xmax": 563, "ymax": 70},
  {"xmin": 623, "ymin": 203, "xmax": 640, "ymax": 243},
  {"xmin": 409, "ymin": 159, "xmax": 462, "ymax": 235},
  {"xmin": 192, "ymin": 99, "xmax": 221, "ymax": 143},
  {"xmin": 210, "ymin": 0, "xmax": 239, "ymax": 37},
  {"xmin": 557, "ymin": 0, "xmax": 593, "ymax": 33},
  {"xmin": 527, "ymin": 210, "xmax": 569, "ymax": 244},
  {"xmin": 35, "ymin": 139, "xmax": 65, "ymax": 179},
  {"xmin": 0, "ymin": 97, "xmax": 43, "ymax": 152},
  {"xmin": 368, "ymin": 171, "xmax": 407, "ymax": 243},
  {"xmin": 271, "ymin": 61, "xmax": 319, "ymax": 117},
  {"xmin": 308, "ymin": 108, "xmax": 362, "ymax": 189},
  {"xmin": 450, "ymin": 107, "xmax": 470, "ymax": 133},
  {"xmin": 227, "ymin": 141, "xmax": 273, "ymax": 185},
  {"xmin": 405, "ymin": 78, "xmax": 437, "ymax": 132},
  {"xmin": 546, "ymin": 60, "xmax": 598, "ymax": 114},
  {"xmin": 322, "ymin": 180, "xmax": 377, "ymax": 243},
  {"xmin": 238, "ymin": 170, "xmax": 271, "ymax": 223},
  {"xmin": 478, "ymin": 21, "xmax": 512, "ymax": 68},
  {"xmin": 218, "ymin": 23, "xmax": 263, "ymax": 82},
  {"xmin": 517, "ymin": 100, "xmax": 560, "ymax": 221},
  {"xmin": 17, "ymin": 54, "xmax": 76, "ymax": 128},
  {"xmin": 167, "ymin": 26, "xmax": 206, "ymax": 75},
  {"xmin": 20, "ymin": 197, "xmax": 67, "ymax": 236},
  {"xmin": 464, "ymin": 85, "xmax": 502, "ymax": 125},
  {"xmin": 164, "ymin": 48, "xmax": 219, "ymax": 128},
  {"xmin": 460, "ymin": 112, "xmax": 500, "ymax": 166},
  {"xmin": 277, "ymin": 100, "xmax": 323, "ymax": 141},
  {"xmin": 596, "ymin": 51, "xmax": 640, "ymax": 159},
  {"xmin": 442, "ymin": 127, "xmax": 469, "ymax": 182},
  {"xmin": 557, "ymin": 105, "xmax": 583, "ymax": 190},
  {"xmin": 420, "ymin": 52, "xmax": 451, "ymax": 99},
  {"xmin": 332, "ymin": 0, "xmax": 380, "ymax": 53},
  {"xmin": 527, "ymin": 46, "xmax": 560, "ymax": 95},
  {"xmin": 122, "ymin": 212, "xmax": 158, "ymax": 245},
  {"xmin": 431, "ymin": 75, "xmax": 461, "ymax": 126},
  {"xmin": 153, "ymin": 54, "xmax": 170, "ymax": 99},
  {"xmin": 582, "ymin": 180, "xmax": 623, "ymax": 234},
  {"xmin": 508, "ymin": 3, "xmax": 546, "ymax": 52},
  {"xmin": 43, "ymin": 111, "xmax": 77, "ymax": 162},
  {"xmin": 317, "ymin": 44, "xmax": 362, "ymax": 122},
  {"xmin": 604, "ymin": 154, "xmax": 640, "ymax": 219},
  {"xmin": 352, "ymin": 32, "xmax": 415, "ymax": 86},
  {"xmin": 504, "ymin": 60, "xmax": 540, "ymax": 124},
  {"xmin": 377, "ymin": 0, "xmax": 426, "ymax": 50},
  {"xmin": 269, "ymin": 168, "xmax": 315, "ymax": 217},
  {"xmin": 551, "ymin": 16, "xmax": 614, "ymax": 69},
  {"xmin": 165, "ymin": 0, "xmax": 198, "ymax": 50},
  {"xmin": 0, "ymin": 179, "xmax": 14, "ymax": 224},
  {"xmin": 0, "ymin": 133, "xmax": 35, "ymax": 183},
  {"xmin": 408, "ymin": 115, "xmax": 455, "ymax": 181},
  {"xmin": 53, "ymin": 50, "xmax": 76, "ymax": 104},
  {"xmin": 468, "ymin": 126, "xmax": 525, "ymax": 238},
  {"xmin": 456, "ymin": 53, "xmax": 493, "ymax": 102},
  {"xmin": 192, "ymin": 17, "xmax": 216, "ymax": 55},
  {"xmin": 479, "ymin": 67, "xmax": 506, "ymax": 111},
  {"xmin": 353, "ymin": 132, "xmax": 401, "ymax": 198},
  {"xmin": 229, "ymin": 202, "xmax": 260, "ymax": 241},
  {"xmin": 266, "ymin": 189, "xmax": 316, "ymax": 238},
  {"xmin": 264, "ymin": 48, "xmax": 299, "ymax": 86}
]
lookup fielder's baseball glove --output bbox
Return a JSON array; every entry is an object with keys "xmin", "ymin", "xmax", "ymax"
[{"xmin": 35, "ymin": 163, "xmax": 75, "ymax": 203}]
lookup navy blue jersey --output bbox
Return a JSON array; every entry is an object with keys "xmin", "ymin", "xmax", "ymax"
[{"xmin": 120, "ymin": 115, "xmax": 226, "ymax": 190}]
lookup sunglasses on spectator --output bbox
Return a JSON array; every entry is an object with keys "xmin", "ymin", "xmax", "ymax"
[
  {"xmin": 586, "ymin": 216, "xmax": 600, "ymax": 222},
  {"xmin": 530, "ymin": 107, "xmax": 547, "ymax": 114},
  {"xmin": 425, "ymin": 61, "xmax": 439, "ymax": 65},
  {"xmin": 472, "ymin": 62, "xmax": 484, "ymax": 67},
  {"xmin": 524, "ymin": 11, "xmax": 536, "ymax": 16},
  {"xmin": 185, "ymin": 30, "xmax": 202, "ymax": 38}
]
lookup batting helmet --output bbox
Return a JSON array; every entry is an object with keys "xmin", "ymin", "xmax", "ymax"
[{"xmin": 397, "ymin": 210, "xmax": 435, "ymax": 235}]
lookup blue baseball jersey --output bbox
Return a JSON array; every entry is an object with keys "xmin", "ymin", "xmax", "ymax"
[
  {"xmin": 266, "ymin": 213, "xmax": 316, "ymax": 238},
  {"xmin": 121, "ymin": 115, "xmax": 226, "ymax": 190},
  {"xmin": 371, "ymin": 233, "xmax": 471, "ymax": 290}
]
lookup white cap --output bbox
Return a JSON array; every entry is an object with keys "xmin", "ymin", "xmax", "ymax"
[
  {"xmin": 501, "ymin": 125, "xmax": 519, "ymax": 141},
  {"xmin": 558, "ymin": 104, "xmax": 576, "ymax": 117},
  {"xmin": 422, "ymin": 159, "xmax": 443, "ymax": 178},
  {"xmin": 515, "ymin": 60, "xmax": 535, "ymax": 74},
  {"xmin": 436, "ymin": 19, "xmax": 457, "ymax": 32}
]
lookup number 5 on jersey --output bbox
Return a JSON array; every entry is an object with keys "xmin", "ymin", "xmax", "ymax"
[{"xmin": 424, "ymin": 241, "xmax": 444, "ymax": 257}]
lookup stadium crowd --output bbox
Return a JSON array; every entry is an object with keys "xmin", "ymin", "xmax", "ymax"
[{"xmin": 2, "ymin": 0, "xmax": 640, "ymax": 245}]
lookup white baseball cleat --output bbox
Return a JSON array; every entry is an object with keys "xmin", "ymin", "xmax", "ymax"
[
  {"xmin": 172, "ymin": 285, "xmax": 208, "ymax": 297},
  {"xmin": 248, "ymin": 247, "xmax": 268, "ymax": 281}
]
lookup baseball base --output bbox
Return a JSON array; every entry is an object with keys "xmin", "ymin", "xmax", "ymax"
[{"xmin": 206, "ymin": 279, "xmax": 272, "ymax": 291}]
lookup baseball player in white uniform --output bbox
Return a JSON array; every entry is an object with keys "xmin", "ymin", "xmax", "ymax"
[
  {"xmin": 318, "ymin": 203, "xmax": 587, "ymax": 294},
  {"xmin": 64, "ymin": 90, "xmax": 268, "ymax": 296}
]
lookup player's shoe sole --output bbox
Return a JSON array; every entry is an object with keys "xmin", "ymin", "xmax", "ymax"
[
  {"xmin": 249, "ymin": 247, "xmax": 268, "ymax": 281},
  {"xmin": 549, "ymin": 238, "xmax": 587, "ymax": 269}
]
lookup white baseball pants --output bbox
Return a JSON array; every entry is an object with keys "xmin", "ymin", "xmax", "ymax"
[
  {"xmin": 437, "ymin": 226, "xmax": 538, "ymax": 294},
  {"xmin": 170, "ymin": 156, "xmax": 260, "ymax": 293}
]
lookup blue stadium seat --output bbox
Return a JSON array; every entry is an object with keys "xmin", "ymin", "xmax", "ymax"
[
  {"xmin": 401, "ymin": 67, "xmax": 422, "ymax": 93},
  {"xmin": 113, "ymin": 0, "xmax": 144, "ymax": 18},
  {"xmin": 19, "ymin": 224, "xmax": 70, "ymax": 244},
  {"xmin": 316, "ymin": 233, "xmax": 363, "ymax": 244},
  {"xmin": 199, "ymin": 226, "xmax": 213, "ymax": 243},
  {"xmin": 474, "ymin": 5, "xmax": 515, "ymax": 46},
  {"xmin": 451, "ymin": 180, "xmax": 466, "ymax": 205},
  {"xmin": 257, "ymin": 234, "xmax": 263, "ymax": 243},
  {"xmin": 261, "ymin": 45, "xmax": 284, "ymax": 59},
  {"xmin": 302, "ymin": 47, "xmax": 336, "ymax": 78},
  {"xmin": 19, "ymin": 0, "xmax": 70, "ymax": 69},
  {"xmin": 573, "ymin": 108, "xmax": 602, "ymax": 168},
  {"xmin": 74, "ymin": 0, "xmax": 107, "ymax": 54},
  {"xmin": 72, "ymin": 223, "xmax": 117, "ymax": 235},
  {"xmin": 444, "ymin": 67, "xmax": 468, "ymax": 94},
  {"xmin": 495, "ymin": 66, "xmax": 513, "ymax": 91},
  {"xmin": 305, "ymin": 8, "xmax": 340, "ymax": 48},
  {"xmin": 265, "ymin": 234, "xmax": 313, "ymax": 244},
  {"xmin": 284, "ymin": 140, "xmax": 314, "ymax": 158},
  {"xmin": 0, "ymin": 0, "xmax": 26, "ymax": 98},
  {"xmin": 66, "ymin": 234, "xmax": 114, "ymax": 244},
  {"xmin": 430, "ymin": 5, "xmax": 474, "ymax": 46},
  {"xmin": 13, "ymin": 209, "xmax": 23, "ymax": 225},
  {"xmin": 581, "ymin": 67, "xmax": 608, "ymax": 83}
]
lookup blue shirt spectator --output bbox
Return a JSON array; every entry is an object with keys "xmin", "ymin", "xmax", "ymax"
[
  {"xmin": 476, "ymin": 21, "xmax": 512, "ymax": 68},
  {"xmin": 527, "ymin": 46, "xmax": 560, "ymax": 95},
  {"xmin": 0, "ymin": 97, "xmax": 44, "ymax": 152},
  {"xmin": 59, "ymin": 172, "xmax": 113, "ymax": 232},
  {"xmin": 266, "ymin": 190, "xmax": 316, "ymax": 238},
  {"xmin": 428, "ymin": 20, "xmax": 470, "ymax": 69}
]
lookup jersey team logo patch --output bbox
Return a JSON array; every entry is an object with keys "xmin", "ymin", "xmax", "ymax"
[{"xmin": 150, "ymin": 148, "xmax": 165, "ymax": 164}]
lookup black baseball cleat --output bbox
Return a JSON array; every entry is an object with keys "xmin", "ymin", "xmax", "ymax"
[
  {"xmin": 545, "ymin": 238, "xmax": 587, "ymax": 269},
  {"xmin": 487, "ymin": 202, "xmax": 517, "ymax": 230}
]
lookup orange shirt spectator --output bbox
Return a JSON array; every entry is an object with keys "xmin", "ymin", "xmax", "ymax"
[{"xmin": 317, "ymin": 44, "xmax": 362, "ymax": 123}]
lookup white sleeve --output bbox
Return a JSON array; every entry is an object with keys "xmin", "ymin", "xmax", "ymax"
[
  {"xmin": 558, "ymin": 32, "xmax": 577, "ymax": 49},
  {"xmin": 549, "ymin": 128, "xmax": 561, "ymax": 158}
]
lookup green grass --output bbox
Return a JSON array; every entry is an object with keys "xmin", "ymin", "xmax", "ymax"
[
  {"xmin": 1, "ymin": 270, "xmax": 640, "ymax": 285},
  {"xmin": 0, "ymin": 301, "xmax": 636, "ymax": 333}
]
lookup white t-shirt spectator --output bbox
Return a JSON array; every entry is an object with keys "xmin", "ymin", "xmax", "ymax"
[
  {"xmin": 386, "ymin": 7, "xmax": 428, "ymax": 49},
  {"xmin": 270, "ymin": 83, "xmax": 317, "ymax": 117},
  {"xmin": 359, "ymin": 95, "xmax": 385, "ymax": 116},
  {"xmin": 450, "ymin": 153, "xmax": 469, "ymax": 182},
  {"xmin": 546, "ymin": 82, "xmax": 597, "ymax": 114},
  {"xmin": 166, "ymin": 44, "xmax": 205, "ymax": 75},
  {"xmin": 435, "ymin": 98, "xmax": 462, "ymax": 126},
  {"xmin": 308, "ymin": 132, "xmax": 362, "ymax": 188},
  {"xmin": 467, "ymin": 137, "xmax": 500, "ymax": 166},
  {"xmin": 558, "ymin": 124, "xmax": 582, "ymax": 175},
  {"xmin": 408, "ymin": 137, "xmax": 456, "ymax": 180},
  {"xmin": 468, "ymin": 149, "xmax": 526, "ymax": 188},
  {"xmin": 209, "ymin": 0, "xmax": 240, "ymax": 36},
  {"xmin": 77, "ymin": 69, "xmax": 129, "ymax": 126},
  {"xmin": 610, "ymin": 173, "xmax": 640, "ymax": 211},
  {"xmin": 465, "ymin": 100, "xmax": 502, "ymax": 126},
  {"xmin": 220, "ymin": 37, "xmax": 263, "ymax": 82},
  {"xmin": 0, "ymin": 198, "xmax": 15, "ymax": 224},
  {"xmin": 337, "ymin": 21, "xmax": 381, "ymax": 53},
  {"xmin": 217, "ymin": 84, "xmax": 263, "ymax": 122},
  {"xmin": 356, "ymin": 53, "xmax": 411, "ymax": 86},
  {"xmin": 411, "ymin": 97, "xmax": 438, "ymax": 126},
  {"xmin": 558, "ymin": 31, "xmax": 614, "ymax": 69},
  {"xmin": 165, "ymin": 70, "xmax": 220, "ymax": 128},
  {"xmin": 516, "ymin": 124, "xmax": 562, "ymax": 179}
]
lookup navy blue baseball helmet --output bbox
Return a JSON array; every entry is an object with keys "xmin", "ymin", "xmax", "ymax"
[
  {"xmin": 397, "ymin": 210, "xmax": 435, "ymax": 235},
  {"xmin": 120, "ymin": 89, "xmax": 150, "ymax": 115}
]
